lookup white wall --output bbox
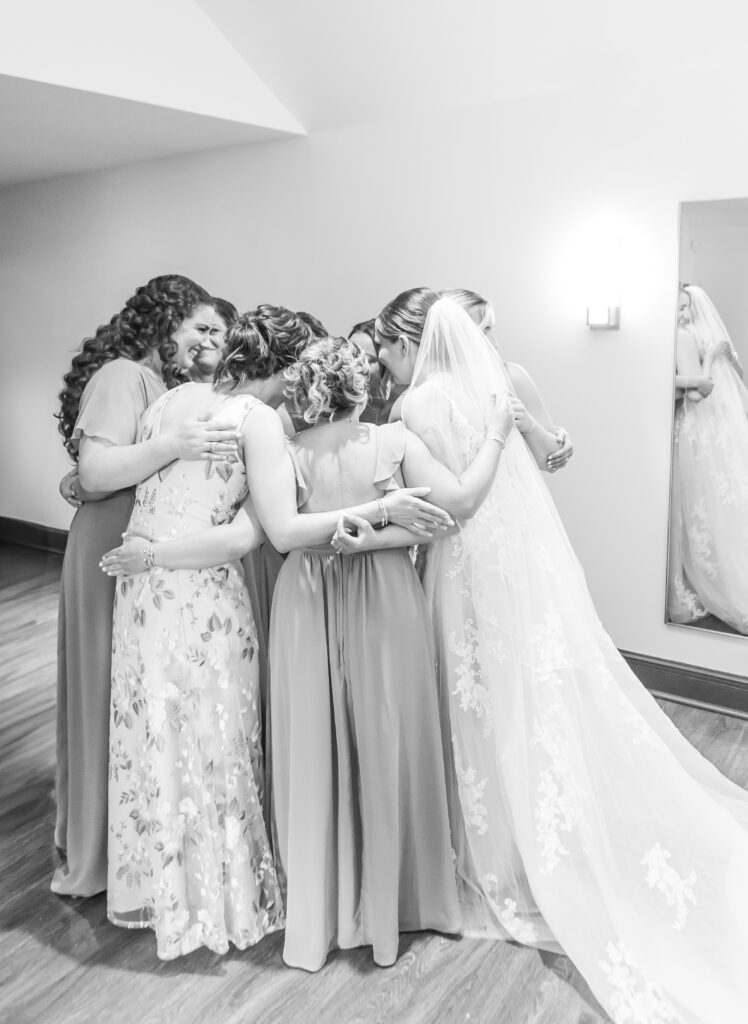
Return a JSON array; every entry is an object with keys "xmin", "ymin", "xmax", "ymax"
[{"xmin": 2, "ymin": 63, "xmax": 748, "ymax": 677}]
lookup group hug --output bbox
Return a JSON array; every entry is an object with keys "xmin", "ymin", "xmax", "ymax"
[{"xmin": 53, "ymin": 274, "xmax": 748, "ymax": 1024}]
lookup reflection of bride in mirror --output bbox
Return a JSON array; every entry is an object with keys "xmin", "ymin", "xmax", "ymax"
[{"xmin": 667, "ymin": 283, "xmax": 748, "ymax": 633}]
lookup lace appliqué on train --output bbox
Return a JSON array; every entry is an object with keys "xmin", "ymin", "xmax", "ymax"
[
  {"xmin": 641, "ymin": 843, "xmax": 696, "ymax": 931},
  {"xmin": 599, "ymin": 942, "xmax": 678, "ymax": 1024}
]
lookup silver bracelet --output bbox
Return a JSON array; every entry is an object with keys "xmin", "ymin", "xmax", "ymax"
[
  {"xmin": 485, "ymin": 429, "xmax": 507, "ymax": 450},
  {"xmin": 143, "ymin": 542, "xmax": 156, "ymax": 570},
  {"xmin": 376, "ymin": 497, "xmax": 389, "ymax": 527}
]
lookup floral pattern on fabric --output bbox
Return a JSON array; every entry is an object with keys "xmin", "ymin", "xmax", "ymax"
[
  {"xmin": 669, "ymin": 346, "xmax": 748, "ymax": 632},
  {"xmin": 453, "ymin": 745, "xmax": 489, "ymax": 836},
  {"xmin": 641, "ymin": 843, "xmax": 696, "ymax": 931},
  {"xmin": 599, "ymin": 942, "xmax": 678, "ymax": 1024},
  {"xmin": 448, "ymin": 619, "xmax": 495, "ymax": 736},
  {"xmin": 531, "ymin": 703, "xmax": 587, "ymax": 876},
  {"xmin": 108, "ymin": 387, "xmax": 283, "ymax": 959}
]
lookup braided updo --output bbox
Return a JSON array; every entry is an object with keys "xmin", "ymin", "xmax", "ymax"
[
  {"xmin": 284, "ymin": 337, "xmax": 369, "ymax": 425},
  {"xmin": 56, "ymin": 274, "xmax": 212, "ymax": 458}
]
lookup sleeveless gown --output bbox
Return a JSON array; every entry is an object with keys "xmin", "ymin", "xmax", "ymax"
[
  {"xmin": 407, "ymin": 377, "xmax": 748, "ymax": 1024},
  {"xmin": 107, "ymin": 386, "xmax": 283, "ymax": 959},
  {"xmin": 269, "ymin": 423, "xmax": 461, "ymax": 971},
  {"xmin": 667, "ymin": 334, "xmax": 748, "ymax": 633}
]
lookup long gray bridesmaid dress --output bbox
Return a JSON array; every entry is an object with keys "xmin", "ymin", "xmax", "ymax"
[
  {"xmin": 269, "ymin": 424, "xmax": 461, "ymax": 971},
  {"xmin": 52, "ymin": 358, "xmax": 165, "ymax": 897}
]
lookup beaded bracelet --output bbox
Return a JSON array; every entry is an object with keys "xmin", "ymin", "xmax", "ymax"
[{"xmin": 143, "ymin": 542, "xmax": 156, "ymax": 570}]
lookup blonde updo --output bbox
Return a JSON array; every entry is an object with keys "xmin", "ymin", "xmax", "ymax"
[
  {"xmin": 284, "ymin": 336, "xmax": 370, "ymax": 425},
  {"xmin": 440, "ymin": 288, "xmax": 495, "ymax": 332}
]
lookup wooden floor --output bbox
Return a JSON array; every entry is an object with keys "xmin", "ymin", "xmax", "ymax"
[{"xmin": 2, "ymin": 543, "xmax": 748, "ymax": 1024}]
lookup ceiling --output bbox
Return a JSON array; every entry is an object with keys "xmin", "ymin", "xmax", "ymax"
[
  {"xmin": 197, "ymin": 0, "xmax": 744, "ymax": 131},
  {"xmin": 0, "ymin": 74, "xmax": 293, "ymax": 189},
  {"xmin": 1, "ymin": 0, "xmax": 746, "ymax": 188}
]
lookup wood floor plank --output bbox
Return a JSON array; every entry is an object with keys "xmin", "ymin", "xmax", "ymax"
[{"xmin": 1, "ymin": 541, "xmax": 745, "ymax": 1024}]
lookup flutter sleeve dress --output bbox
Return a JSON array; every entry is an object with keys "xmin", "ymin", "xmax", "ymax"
[
  {"xmin": 53, "ymin": 359, "xmax": 166, "ymax": 897},
  {"xmin": 268, "ymin": 422, "xmax": 461, "ymax": 972}
]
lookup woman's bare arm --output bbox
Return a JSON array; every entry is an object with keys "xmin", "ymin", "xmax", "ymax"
[
  {"xmin": 399, "ymin": 388, "xmax": 513, "ymax": 520},
  {"xmin": 78, "ymin": 418, "xmax": 241, "ymax": 493},
  {"xmin": 99, "ymin": 496, "xmax": 265, "ymax": 574},
  {"xmin": 243, "ymin": 403, "xmax": 452, "ymax": 552},
  {"xmin": 505, "ymin": 362, "xmax": 565, "ymax": 469}
]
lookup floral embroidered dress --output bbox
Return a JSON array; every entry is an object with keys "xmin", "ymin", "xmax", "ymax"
[
  {"xmin": 667, "ymin": 326, "xmax": 748, "ymax": 633},
  {"xmin": 107, "ymin": 385, "xmax": 283, "ymax": 960},
  {"xmin": 405, "ymin": 300, "xmax": 748, "ymax": 1024}
]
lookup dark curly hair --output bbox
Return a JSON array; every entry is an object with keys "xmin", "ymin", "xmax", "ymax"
[
  {"xmin": 296, "ymin": 310, "xmax": 328, "ymax": 338},
  {"xmin": 375, "ymin": 287, "xmax": 439, "ymax": 346},
  {"xmin": 255, "ymin": 304, "xmax": 316, "ymax": 354},
  {"xmin": 56, "ymin": 274, "xmax": 212, "ymax": 458},
  {"xmin": 215, "ymin": 307, "xmax": 305, "ymax": 385},
  {"xmin": 284, "ymin": 336, "xmax": 369, "ymax": 425}
]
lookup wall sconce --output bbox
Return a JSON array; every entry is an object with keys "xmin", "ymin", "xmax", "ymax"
[
  {"xmin": 586, "ymin": 236, "xmax": 622, "ymax": 331},
  {"xmin": 587, "ymin": 304, "xmax": 620, "ymax": 330}
]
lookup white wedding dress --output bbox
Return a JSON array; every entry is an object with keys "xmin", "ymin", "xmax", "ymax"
[
  {"xmin": 667, "ymin": 286, "xmax": 748, "ymax": 634},
  {"xmin": 405, "ymin": 298, "xmax": 748, "ymax": 1024}
]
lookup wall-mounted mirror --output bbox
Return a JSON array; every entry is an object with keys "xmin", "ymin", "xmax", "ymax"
[{"xmin": 666, "ymin": 198, "xmax": 748, "ymax": 636}]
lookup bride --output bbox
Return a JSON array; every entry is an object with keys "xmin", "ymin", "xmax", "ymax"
[
  {"xmin": 667, "ymin": 284, "xmax": 748, "ymax": 633},
  {"xmin": 371, "ymin": 288, "xmax": 748, "ymax": 1024}
]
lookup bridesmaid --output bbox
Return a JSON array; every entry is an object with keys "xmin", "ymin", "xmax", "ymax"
[
  {"xmin": 238, "ymin": 304, "xmax": 314, "ymax": 735},
  {"xmin": 53, "ymin": 275, "xmax": 238, "ymax": 897},
  {"xmin": 189, "ymin": 295, "xmax": 237, "ymax": 383},
  {"xmin": 99, "ymin": 327, "xmax": 467, "ymax": 967},
  {"xmin": 270, "ymin": 336, "xmax": 514, "ymax": 971},
  {"xmin": 348, "ymin": 318, "xmax": 406, "ymax": 425}
]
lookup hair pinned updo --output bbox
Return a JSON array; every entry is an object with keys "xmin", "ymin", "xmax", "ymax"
[
  {"xmin": 215, "ymin": 310, "xmax": 302, "ymax": 385},
  {"xmin": 284, "ymin": 336, "xmax": 370, "ymax": 425},
  {"xmin": 375, "ymin": 287, "xmax": 439, "ymax": 346}
]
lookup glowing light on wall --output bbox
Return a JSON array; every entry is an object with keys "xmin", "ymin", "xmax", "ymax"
[{"xmin": 586, "ymin": 236, "xmax": 622, "ymax": 330}]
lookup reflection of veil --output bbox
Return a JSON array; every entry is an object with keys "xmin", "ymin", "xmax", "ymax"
[
  {"xmin": 685, "ymin": 283, "xmax": 748, "ymax": 415},
  {"xmin": 685, "ymin": 284, "xmax": 739, "ymax": 361}
]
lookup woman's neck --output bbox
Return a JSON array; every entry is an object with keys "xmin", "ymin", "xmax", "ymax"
[
  {"xmin": 214, "ymin": 375, "xmax": 285, "ymax": 408},
  {"xmin": 138, "ymin": 349, "xmax": 164, "ymax": 379}
]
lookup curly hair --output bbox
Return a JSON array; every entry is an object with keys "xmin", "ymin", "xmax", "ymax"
[
  {"xmin": 296, "ymin": 310, "xmax": 328, "ymax": 338},
  {"xmin": 284, "ymin": 336, "xmax": 370, "ymax": 425},
  {"xmin": 215, "ymin": 307, "xmax": 304, "ymax": 385},
  {"xmin": 56, "ymin": 274, "xmax": 212, "ymax": 458},
  {"xmin": 375, "ymin": 287, "xmax": 439, "ymax": 346}
]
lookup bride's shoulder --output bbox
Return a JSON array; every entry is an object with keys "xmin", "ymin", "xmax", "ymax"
[{"xmin": 404, "ymin": 379, "xmax": 451, "ymax": 417}]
